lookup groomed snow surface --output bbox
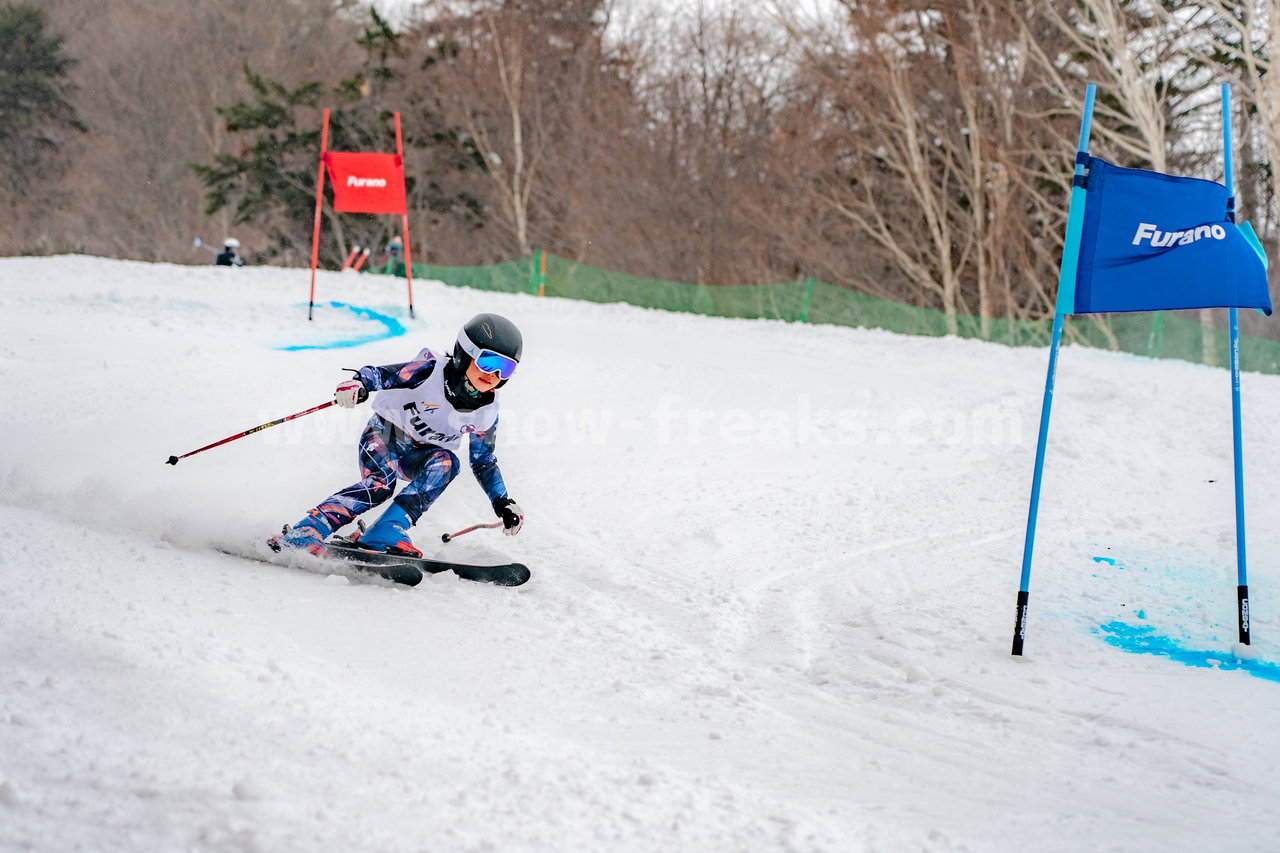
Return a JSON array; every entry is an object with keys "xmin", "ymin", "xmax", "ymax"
[{"xmin": 3, "ymin": 256, "xmax": 1280, "ymax": 852}]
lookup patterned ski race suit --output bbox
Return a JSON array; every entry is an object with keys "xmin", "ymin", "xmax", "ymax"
[{"xmin": 302, "ymin": 347, "xmax": 509, "ymax": 536}]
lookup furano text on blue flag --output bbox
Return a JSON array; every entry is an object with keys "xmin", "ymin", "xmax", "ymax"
[{"xmin": 1130, "ymin": 222, "xmax": 1228, "ymax": 248}]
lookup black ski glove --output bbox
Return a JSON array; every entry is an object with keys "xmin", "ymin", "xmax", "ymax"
[{"xmin": 492, "ymin": 496, "xmax": 524, "ymax": 536}]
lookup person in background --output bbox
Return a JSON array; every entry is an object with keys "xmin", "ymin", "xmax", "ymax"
[
  {"xmin": 383, "ymin": 235, "xmax": 403, "ymax": 274},
  {"xmin": 215, "ymin": 238, "xmax": 244, "ymax": 267}
]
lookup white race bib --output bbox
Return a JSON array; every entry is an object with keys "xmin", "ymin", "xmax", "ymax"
[{"xmin": 371, "ymin": 349, "xmax": 498, "ymax": 450}]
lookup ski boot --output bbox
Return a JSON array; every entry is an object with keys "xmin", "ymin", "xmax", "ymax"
[
  {"xmin": 349, "ymin": 502, "xmax": 422, "ymax": 557},
  {"xmin": 267, "ymin": 510, "xmax": 334, "ymax": 556}
]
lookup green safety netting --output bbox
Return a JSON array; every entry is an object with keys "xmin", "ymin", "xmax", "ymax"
[{"xmin": 373, "ymin": 253, "xmax": 1280, "ymax": 374}]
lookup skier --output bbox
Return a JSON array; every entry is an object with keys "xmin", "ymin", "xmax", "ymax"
[
  {"xmin": 270, "ymin": 313, "xmax": 526, "ymax": 557},
  {"xmin": 215, "ymin": 238, "xmax": 245, "ymax": 267}
]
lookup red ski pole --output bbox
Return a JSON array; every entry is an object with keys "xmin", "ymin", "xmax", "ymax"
[
  {"xmin": 166, "ymin": 401, "xmax": 335, "ymax": 466},
  {"xmin": 441, "ymin": 521, "xmax": 503, "ymax": 543}
]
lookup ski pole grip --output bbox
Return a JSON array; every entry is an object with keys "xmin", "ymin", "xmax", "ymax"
[{"xmin": 441, "ymin": 521, "xmax": 503, "ymax": 543}]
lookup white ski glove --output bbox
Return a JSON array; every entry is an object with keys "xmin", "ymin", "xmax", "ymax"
[
  {"xmin": 493, "ymin": 497, "xmax": 524, "ymax": 536},
  {"xmin": 334, "ymin": 378, "xmax": 369, "ymax": 408}
]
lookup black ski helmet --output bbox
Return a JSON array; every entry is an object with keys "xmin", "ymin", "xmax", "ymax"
[{"xmin": 448, "ymin": 313, "xmax": 523, "ymax": 393}]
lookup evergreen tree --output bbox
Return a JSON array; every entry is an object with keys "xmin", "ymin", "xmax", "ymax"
[
  {"xmin": 0, "ymin": 3, "xmax": 85, "ymax": 202},
  {"xmin": 191, "ymin": 67, "xmax": 356, "ymax": 265}
]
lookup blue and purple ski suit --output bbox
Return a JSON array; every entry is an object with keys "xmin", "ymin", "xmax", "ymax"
[{"xmin": 300, "ymin": 348, "xmax": 509, "ymax": 537}]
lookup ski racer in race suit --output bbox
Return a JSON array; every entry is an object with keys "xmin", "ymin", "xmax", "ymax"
[{"xmin": 272, "ymin": 313, "xmax": 525, "ymax": 557}]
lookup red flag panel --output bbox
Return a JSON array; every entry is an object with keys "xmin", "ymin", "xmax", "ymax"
[{"xmin": 324, "ymin": 151, "xmax": 406, "ymax": 215}]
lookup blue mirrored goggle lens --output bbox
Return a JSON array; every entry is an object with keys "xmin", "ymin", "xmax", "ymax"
[{"xmin": 474, "ymin": 349, "xmax": 518, "ymax": 379}]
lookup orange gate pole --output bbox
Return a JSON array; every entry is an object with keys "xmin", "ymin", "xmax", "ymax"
[
  {"xmin": 394, "ymin": 112, "xmax": 415, "ymax": 319},
  {"xmin": 307, "ymin": 109, "xmax": 331, "ymax": 321}
]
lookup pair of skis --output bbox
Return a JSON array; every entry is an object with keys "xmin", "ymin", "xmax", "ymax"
[
  {"xmin": 322, "ymin": 537, "xmax": 530, "ymax": 587},
  {"xmin": 234, "ymin": 535, "xmax": 529, "ymax": 588},
  {"xmin": 223, "ymin": 534, "xmax": 530, "ymax": 588}
]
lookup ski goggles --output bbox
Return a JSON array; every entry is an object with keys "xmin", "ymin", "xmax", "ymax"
[
  {"xmin": 473, "ymin": 348, "xmax": 518, "ymax": 379},
  {"xmin": 459, "ymin": 331, "xmax": 519, "ymax": 379}
]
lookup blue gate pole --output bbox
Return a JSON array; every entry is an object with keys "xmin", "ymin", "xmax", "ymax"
[
  {"xmin": 1223, "ymin": 84, "xmax": 1252, "ymax": 645},
  {"xmin": 1012, "ymin": 84, "xmax": 1096, "ymax": 656},
  {"xmin": 1230, "ymin": 307, "xmax": 1250, "ymax": 644}
]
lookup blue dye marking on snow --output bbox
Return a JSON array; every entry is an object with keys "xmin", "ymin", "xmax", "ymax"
[
  {"xmin": 1097, "ymin": 621, "xmax": 1280, "ymax": 683},
  {"xmin": 278, "ymin": 302, "xmax": 407, "ymax": 351}
]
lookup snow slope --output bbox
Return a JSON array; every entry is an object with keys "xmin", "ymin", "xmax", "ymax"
[{"xmin": 3, "ymin": 255, "xmax": 1280, "ymax": 852}]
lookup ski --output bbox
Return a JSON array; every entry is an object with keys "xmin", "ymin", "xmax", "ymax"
[
  {"xmin": 323, "ymin": 550, "xmax": 424, "ymax": 586},
  {"xmin": 219, "ymin": 545, "xmax": 423, "ymax": 587},
  {"xmin": 327, "ymin": 538, "xmax": 531, "ymax": 587}
]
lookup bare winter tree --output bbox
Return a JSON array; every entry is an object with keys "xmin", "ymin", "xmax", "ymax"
[
  {"xmin": 1155, "ymin": 1, "xmax": 1280, "ymax": 343},
  {"xmin": 1164, "ymin": 2, "xmax": 1279, "ymax": 233},
  {"xmin": 777, "ymin": 0, "xmax": 1070, "ymax": 331},
  {"xmin": 454, "ymin": 4, "xmax": 540, "ymax": 257},
  {"xmin": 596, "ymin": 3, "xmax": 800, "ymax": 285},
  {"xmin": 399, "ymin": 0, "xmax": 619, "ymax": 261},
  {"xmin": 1027, "ymin": 0, "xmax": 1180, "ymax": 172},
  {"xmin": 20, "ymin": 0, "xmax": 362, "ymax": 261},
  {"xmin": 0, "ymin": 3, "xmax": 85, "ymax": 251},
  {"xmin": 1023, "ymin": 0, "xmax": 1238, "ymax": 356}
]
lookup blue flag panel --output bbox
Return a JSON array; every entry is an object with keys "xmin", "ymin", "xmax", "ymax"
[{"xmin": 1073, "ymin": 157, "xmax": 1271, "ymax": 315}]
